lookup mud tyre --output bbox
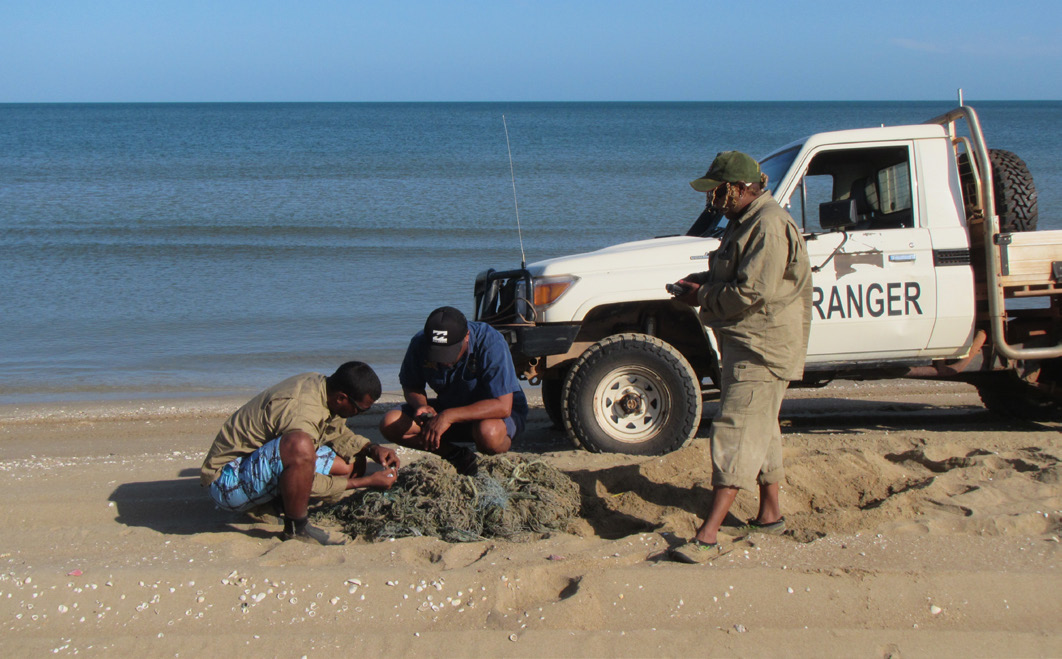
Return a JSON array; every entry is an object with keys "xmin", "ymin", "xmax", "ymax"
[
  {"xmin": 989, "ymin": 149, "xmax": 1038, "ymax": 232},
  {"xmin": 561, "ymin": 333, "xmax": 702, "ymax": 455},
  {"xmin": 540, "ymin": 372, "xmax": 565, "ymax": 429},
  {"xmin": 960, "ymin": 149, "xmax": 1038, "ymax": 232},
  {"xmin": 974, "ymin": 362, "xmax": 1062, "ymax": 422}
]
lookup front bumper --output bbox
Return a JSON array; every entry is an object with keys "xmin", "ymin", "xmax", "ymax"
[
  {"xmin": 496, "ymin": 323, "xmax": 581, "ymax": 358},
  {"xmin": 474, "ymin": 267, "xmax": 581, "ymax": 359}
]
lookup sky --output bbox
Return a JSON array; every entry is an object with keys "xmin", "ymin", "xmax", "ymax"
[{"xmin": 2, "ymin": 0, "xmax": 1060, "ymax": 102}]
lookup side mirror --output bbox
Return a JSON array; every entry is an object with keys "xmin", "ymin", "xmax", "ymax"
[{"xmin": 819, "ymin": 199, "xmax": 858, "ymax": 231}]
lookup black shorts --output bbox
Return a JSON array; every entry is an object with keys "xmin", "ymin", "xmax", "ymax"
[{"xmin": 398, "ymin": 401, "xmax": 524, "ymax": 441}]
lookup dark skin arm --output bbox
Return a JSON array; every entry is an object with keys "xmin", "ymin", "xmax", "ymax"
[
  {"xmin": 362, "ymin": 442, "xmax": 400, "ymax": 469},
  {"xmin": 672, "ymin": 279, "xmax": 702, "ymax": 307},
  {"xmin": 404, "ymin": 388, "xmax": 514, "ymax": 450},
  {"xmin": 329, "ymin": 448, "xmax": 398, "ymax": 489},
  {"xmin": 405, "ymin": 389, "xmax": 435, "ymax": 421},
  {"xmin": 669, "ymin": 269, "xmax": 710, "ymax": 306},
  {"xmin": 351, "ymin": 443, "xmax": 400, "ymax": 489},
  {"xmin": 347, "ymin": 468, "xmax": 397, "ymax": 489}
]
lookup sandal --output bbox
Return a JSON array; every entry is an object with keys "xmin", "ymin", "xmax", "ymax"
[
  {"xmin": 744, "ymin": 516, "xmax": 786, "ymax": 535},
  {"xmin": 668, "ymin": 540, "xmax": 723, "ymax": 564}
]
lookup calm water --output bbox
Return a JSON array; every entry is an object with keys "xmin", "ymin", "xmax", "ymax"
[{"xmin": 2, "ymin": 101, "xmax": 1060, "ymax": 403}]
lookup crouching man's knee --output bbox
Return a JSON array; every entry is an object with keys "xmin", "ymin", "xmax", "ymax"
[
  {"xmin": 473, "ymin": 419, "xmax": 511, "ymax": 455},
  {"xmin": 279, "ymin": 430, "xmax": 316, "ymax": 470}
]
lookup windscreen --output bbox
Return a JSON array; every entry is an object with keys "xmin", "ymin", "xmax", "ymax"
[{"xmin": 760, "ymin": 146, "xmax": 801, "ymax": 194}]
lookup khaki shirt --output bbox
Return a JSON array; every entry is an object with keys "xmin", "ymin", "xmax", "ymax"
[
  {"xmin": 698, "ymin": 192, "xmax": 812, "ymax": 380},
  {"xmin": 199, "ymin": 373, "xmax": 370, "ymax": 498}
]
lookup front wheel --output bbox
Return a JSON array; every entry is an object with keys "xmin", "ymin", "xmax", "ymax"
[
  {"xmin": 540, "ymin": 373, "xmax": 565, "ymax": 429},
  {"xmin": 561, "ymin": 333, "xmax": 702, "ymax": 455}
]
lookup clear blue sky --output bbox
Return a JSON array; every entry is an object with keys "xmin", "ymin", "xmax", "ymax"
[{"xmin": 2, "ymin": 0, "xmax": 1059, "ymax": 102}]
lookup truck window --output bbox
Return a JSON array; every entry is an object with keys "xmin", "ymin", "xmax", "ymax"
[
  {"xmin": 761, "ymin": 146, "xmax": 800, "ymax": 195},
  {"xmin": 788, "ymin": 145, "xmax": 914, "ymax": 232},
  {"xmin": 789, "ymin": 175, "xmax": 834, "ymax": 232},
  {"xmin": 876, "ymin": 161, "xmax": 912, "ymax": 214}
]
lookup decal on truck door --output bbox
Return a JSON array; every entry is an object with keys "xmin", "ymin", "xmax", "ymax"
[{"xmin": 812, "ymin": 282, "xmax": 923, "ymax": 320}]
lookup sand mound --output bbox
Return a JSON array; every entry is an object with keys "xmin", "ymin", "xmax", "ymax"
[{"xmin": 565, "ymin": 435, "xmax": 1062, "ymax": 542}]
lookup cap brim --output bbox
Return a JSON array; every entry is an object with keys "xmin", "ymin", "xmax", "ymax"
[
  {"xmin": 427, "ymin": 340, "xmax": 465, "ymax": 364},
  {"xmin": 690, "ymin": 177, "xmax": 725, "ymax": 192}
]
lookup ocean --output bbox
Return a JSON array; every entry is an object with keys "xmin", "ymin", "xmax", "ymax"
[{"xmin": 2, "ymin": 101, "xmax": 1060, "ymax": 404}]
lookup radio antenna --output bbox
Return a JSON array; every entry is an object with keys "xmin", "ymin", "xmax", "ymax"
[{"xmin": 503, "ymin": 115, "xmax": 527, "ymax": 269}]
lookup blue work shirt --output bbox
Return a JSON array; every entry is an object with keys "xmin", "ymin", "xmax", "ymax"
[{"xmin": 399, "ymin": 321, "xmax": 529, "ymax": 423}]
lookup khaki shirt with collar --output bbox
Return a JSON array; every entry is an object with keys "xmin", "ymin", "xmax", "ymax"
[
  {"xmin": 697, "ymin": 191, "xmax": 813, "ymax": 381},
  {"xmin": 199, "ymin": 372, "xmax": 370, "ymax": 498}
]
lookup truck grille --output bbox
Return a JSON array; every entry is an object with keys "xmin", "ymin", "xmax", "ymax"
[
  {"xmin": 933, "ymin": 249, "xmax": 971, "ymax": 267},
  {"xmin": 474, "ymin": 268, "xmax": 535, "ymax": 325}
]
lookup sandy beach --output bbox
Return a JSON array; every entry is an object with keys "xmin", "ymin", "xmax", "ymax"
[{"xmin": 1, "ymin": 379, "xmax": 1059, "ymax": 657}]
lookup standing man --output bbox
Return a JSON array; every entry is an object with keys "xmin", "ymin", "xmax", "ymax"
[
  {"xmin": 201, "ymin": 361, "xmax": 400, "ymax": 545},
  {"xmin": 669, "ymin": 151, "xmax": 812, "ymax": 563},
  {"xmin": 380, "ymin": 306, "xmax": 528, "ymax": 476}
]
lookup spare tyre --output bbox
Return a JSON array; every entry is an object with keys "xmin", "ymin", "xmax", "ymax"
[
  {"xmin": 957, "ymin": 149, "xmax": 1038, "ymax": 232},
  {"xmin": 989, "ymin": 149, "xmax": 1038, "ymax": 232}
]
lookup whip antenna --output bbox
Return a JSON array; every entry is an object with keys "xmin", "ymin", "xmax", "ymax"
[{"xmin": 503, "ymin": 115, "xmax": 527, "ymax": 269}]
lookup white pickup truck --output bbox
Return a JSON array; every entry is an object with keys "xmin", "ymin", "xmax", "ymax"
[{"xmin": 474, "ymin": 105, "xmax": 1062, "ymax": 454}]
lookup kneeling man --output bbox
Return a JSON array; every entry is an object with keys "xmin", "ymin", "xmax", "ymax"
[{"xmin": 201, "ymin": 361, "xmax": 399, "ymax": 545}]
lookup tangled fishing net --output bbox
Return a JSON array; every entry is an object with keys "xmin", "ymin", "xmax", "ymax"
[{"xmin": 314, "ymin": 454, "xmax": 582, "ymax": 542}]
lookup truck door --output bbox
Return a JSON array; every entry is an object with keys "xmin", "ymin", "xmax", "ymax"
[{"xmin": 783, "ymin": 143, "xmax": 937, "ymax": 362}]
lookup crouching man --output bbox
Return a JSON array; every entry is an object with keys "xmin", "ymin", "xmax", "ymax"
[
  {"xmin": 200, "ymin": 361, "xmax": 400, "ymax": 545},
  {"xmin": 379, "ymin": 306, "xmax": 528, "ymax": 475}
]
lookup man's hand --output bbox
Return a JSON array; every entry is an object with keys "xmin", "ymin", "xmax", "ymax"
[
  {"xmin": 419, "ymin": 410, "xmax": 453, "ymax": 451},
  {"xmin": 366, "ymin": 444, "xmax": 400, "ymax": 469},
  {"xmin": 362, "ymin": 468, "xmax": 397, "ymax": 489},
  {"xmin": 673, "ymin": 279, "xmax": 701, "ymax": 306},
  {"xmin": 413, "ymin": 404, "xmax": 437, "ymax": 421},
  {"xmin": 683, "ymin": 271, "xmax": 711, "ymax": 285}
]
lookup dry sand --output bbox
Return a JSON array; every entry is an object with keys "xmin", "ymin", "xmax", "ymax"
[{"xmin": 1, "ymin": 379, "xmax": 1059, "ymax": 657}]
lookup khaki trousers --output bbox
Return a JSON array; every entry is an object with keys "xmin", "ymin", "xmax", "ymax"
[{"xmin": 710, "ymin": 360, "xmax": 788, "ymax": 491}]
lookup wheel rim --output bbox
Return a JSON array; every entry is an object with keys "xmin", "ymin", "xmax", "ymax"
[{"xmin": 591, "ymin": 365, "xmax": 671, "ymax": 443}]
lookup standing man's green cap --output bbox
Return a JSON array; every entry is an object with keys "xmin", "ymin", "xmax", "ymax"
[{"xmin": 690, "ymin": 151, "xmax": 762, "ymax": 192}]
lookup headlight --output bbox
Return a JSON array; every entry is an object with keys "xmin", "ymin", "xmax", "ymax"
[{"xmin": 533, "ymin": 275, "xmax": 578, "ymax": 308}]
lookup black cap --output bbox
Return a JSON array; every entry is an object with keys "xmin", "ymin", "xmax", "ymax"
[{"xmin": 423, "ymin": 306, "xmax": 468, "ymax": 364}]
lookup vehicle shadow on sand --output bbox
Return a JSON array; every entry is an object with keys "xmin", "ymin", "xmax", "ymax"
[{"xmin": 777, "ymin": 399, "xmax": 1056, "ymax": 433}]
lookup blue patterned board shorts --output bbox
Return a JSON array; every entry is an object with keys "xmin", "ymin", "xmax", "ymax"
[{"xmin": 209, "ymin": 437, "xmax": 337, "ymax": 513}]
